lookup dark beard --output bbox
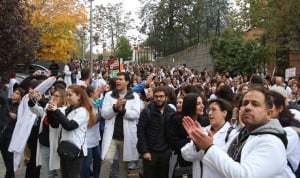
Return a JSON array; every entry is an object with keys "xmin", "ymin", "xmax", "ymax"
[{"xmin": 155, "ymin": 102, "xmax": 165, "ymax": 111}]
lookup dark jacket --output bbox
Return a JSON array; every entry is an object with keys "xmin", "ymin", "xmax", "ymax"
[
  {"xmin": 137, "ymin": 101, "xmax": 176, "ymax": 154},
  {"xmin": 5, "ymin": 99, "xmax": 19, "ymax": 138},
  {"xmin": 0, "ymin": 96, "xmax": 10, "ymax": 128},
  {"xmin": 47, "ymin": 107, "xmax": 79, "ymax": 130},
  {"xmin": 169, "ymin": 115, "xmax": 208, "ymax": 167}
]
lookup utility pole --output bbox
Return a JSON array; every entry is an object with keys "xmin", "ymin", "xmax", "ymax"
[{"xmin": 89, "ymin": 0, "xmax": 94, "ymax": 74}]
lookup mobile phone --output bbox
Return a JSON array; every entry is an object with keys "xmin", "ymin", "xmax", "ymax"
[{"xmin": 33, "ymin": 90, "xmax": 39, "ymax": 98}]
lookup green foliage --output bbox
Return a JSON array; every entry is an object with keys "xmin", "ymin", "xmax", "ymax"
[
  {"xmin": 115, "ymin": 36, "xmax": 132, "ymax": 61},
  {"xmin": 210, "ymin": 33, "xmax": 270, "ymax": 76},
  {"xmin": 232, "ymin": 0, "xmax": 300, "ymax": 76},
  {"xmin": 140, "ymin": 0, "xmax": 207, "ymax": 56}
]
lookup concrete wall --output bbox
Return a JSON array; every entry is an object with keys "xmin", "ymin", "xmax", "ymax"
[{"xmin": 153, "ymin": 42, "xmax": 214, "ymax": 73}]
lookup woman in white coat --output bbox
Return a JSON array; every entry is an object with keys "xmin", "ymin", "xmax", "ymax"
[
  {"xmin": 29, "ymin": 88, "xmax": 68, "ymax": 178},
  {"xmin": 47, "ymin": 84, "xmax": 96, "ymax": 178},
  {"xmin": 268, "ymin": 90, "xmax": 300, "ymax": 178},
  {"xmin": 181, "ymin": 98, "xmax": 237, "ymax": 178}
]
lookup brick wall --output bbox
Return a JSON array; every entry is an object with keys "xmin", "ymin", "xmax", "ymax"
[{"xmin": 289, "ymin": 50, "xmax": 300, "ymax": 78}]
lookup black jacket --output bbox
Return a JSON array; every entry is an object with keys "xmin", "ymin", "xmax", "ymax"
[
  {"xmin": 137, "ymin": 101, "xmax": 176, "ymax": 154},
  {"xmin": 47, "ymin": 106, "xmax": 79, "ymax": 131}
]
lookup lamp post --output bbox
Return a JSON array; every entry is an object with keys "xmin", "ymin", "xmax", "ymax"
[
  {"xmin": 89, "ymin": 0, "xmax": 94, "ymax": 74},
  {"xmin": 81, "ymin": 29, "xmax": 85, "ymax": 61}
]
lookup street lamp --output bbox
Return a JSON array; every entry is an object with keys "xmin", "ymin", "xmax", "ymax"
[{"xmin": 89, "ymin": 0, "xmax": 94, "ymax": 74}]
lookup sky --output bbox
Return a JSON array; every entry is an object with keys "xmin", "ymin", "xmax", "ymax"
[
  {"xmin": 94, "ymin": 0, "xmax": 142, "ymax": 13},
  {"xmin": 92, "ymin": 0, "xmax": 144, "ymax": 38},
  {"xmin": 86, "ymin": 0, "xmax": 144, "ymax": 53}
]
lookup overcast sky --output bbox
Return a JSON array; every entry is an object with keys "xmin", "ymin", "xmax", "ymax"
[{"xmin": 84, "ymin": 0, "xmax": 144, "ymax": 53}]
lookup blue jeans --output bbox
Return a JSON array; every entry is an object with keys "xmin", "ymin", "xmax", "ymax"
[
  {"xmin": 81, "ymin": 145, "xmax": 101, "ymax": 178},
  {"xmin": 40, "ymin": 145, "xmax": 61, "ymax": 178}
]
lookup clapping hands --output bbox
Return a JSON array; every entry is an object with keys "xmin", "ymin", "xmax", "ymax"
[{"xmin": 182, "ymin": 116, "xmax": 213, "ymax": 151}]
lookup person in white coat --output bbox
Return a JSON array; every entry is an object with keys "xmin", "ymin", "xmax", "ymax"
[
  {"xmin": 181, "ymin": 98, "xmax": 237, "ymax": 178},
  {"xmin": 268, "ymin": 90, "xmax": 300, "ymax": 178},
  {"xmin": 100, "ymin": 72, "xmax": 140, "ymax": 178},
  {"xmin": 182, "ymin": 88, "xmax": 287, "ymax": 178},
  {"xmin": 7, "ymin": 73, "xmax": 19, "ymax": 98},
  {"xmin": 9, "ymin": 76, "xmax": 56, "ymax": 172},
  {"xmin": 64, "ymin": 58, "xmax": 77, "ymax": 87},
  {"xmin": 29, "ymin": 88, "xmax": 68, "ymax": 178},
  {"xmin": 47, "ymin": 84, "xmax": 96, "ymax": 178}
]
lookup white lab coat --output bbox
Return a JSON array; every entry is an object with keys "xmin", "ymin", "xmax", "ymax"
[
  {"xmin": 64, "ymin": 64, "xmax": 72, "ymax": 87},
  {"xmin": 284, "ymin": 127, "xmax": 300, "ymax": 178},
  {"xmin": 181, "ymin": 122, "xmax": 236, "ymax": 178},
  {"xmin": 101, "ymin": 90, "xmax": 140, "ymax": 161},
  {"xmin": 9, "ymin": 77, "xmax": 56, "ymax": 171}
]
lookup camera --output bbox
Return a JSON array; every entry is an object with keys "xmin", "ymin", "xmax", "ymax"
[{"xmin": 40, "ymin": 71, "xmax": 45, "ymax": 75}]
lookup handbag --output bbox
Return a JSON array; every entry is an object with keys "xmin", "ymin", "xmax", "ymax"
[
  {"xmin": 57, "ymin": 140, "xmax": 81, "ymax": 160},
  {"xmin": 57, "ymin": 125, "xmax": 86, "ymax": 160},
  {"xmin": 173, "ymin": 166, "xmax": 193, "ymax": 178}
]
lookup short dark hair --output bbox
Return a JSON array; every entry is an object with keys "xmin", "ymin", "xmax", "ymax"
[
  {"xmin": 209, "ymin": 98, "xmax": 233, "ymax": 121},
  {"xmin": 153, "ymin": 86, "xmax": 168, "ymax": 96},
  {"xmin": 86, "ymin": 85, "xmax": 95, "ymax": 97},
  {"xmin": 117, "ymin": 72, "xmax": 130, "ymax": 82},
  {"xmin": 250, "ymin": 74, "xmax": 264, "ymax": 85},
  {"xmin": 15, "ymin": 87, "xmax": 25, "ymax": 98},
  {"xmin": 117, "ymin": 72, "xmax": 131, "ymax": 88},
  {"xmin": 28, "ymin": 79, "xmax": 40, "ymax": 89},
  {"xmin": 247, "ymin": 87, "xmax": 273, "ymax": 109},
  {"xmin": 80, "ymin": 68, "xmax": 91, "ymax": 80}
]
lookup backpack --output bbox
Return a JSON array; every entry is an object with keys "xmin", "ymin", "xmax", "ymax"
[{"xmin": 144, "ymin": 106, "xmax": 151, "ymax": 123}]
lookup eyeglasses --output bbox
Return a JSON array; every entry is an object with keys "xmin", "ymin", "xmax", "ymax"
[
  {"xmin": 13, "ymin": 91, "xmax": 21, "ymax": 95},
  {"xmin": 154, "ymin": 95, "xmax": 165, "ymax": 99},
  {"xmin": 206, "ymin": 108, "xmax": 219, "ymax": 113}
]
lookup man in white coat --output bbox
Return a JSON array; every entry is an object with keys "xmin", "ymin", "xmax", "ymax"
[
  {"xmin": 100, "ymin": 72, "xmax": 140, "ymax": 178},
  {"xmin": 182, "ymin": 87, "xmax": 287, "ymax": 178},
  {"xmin": 64, "ymin": 58, "xmax": 77, "ymax": 87}
]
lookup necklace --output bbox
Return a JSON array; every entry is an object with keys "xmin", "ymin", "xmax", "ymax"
[{"xmin": 210, "ymin": 121, "xmax": 226, "ymax": 135}]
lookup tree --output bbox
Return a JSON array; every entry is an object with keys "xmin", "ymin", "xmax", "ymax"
[
  {"xmin": 115, "ymin": 36, "xmax": 132, "ymax": 61},
  {"xmin": 0, "ymin": 0, "xmax": 40, "ymax": 81},
  {"xmin": 94, "ymin": 3, "xmax": 134, "ymax": 56},
  {"xmin": 200, "ymin": 0, "xmax": 230, "ymax": 39},
  {"xmin": 28, "ymin": 0, "xmax": 88, "ymax": 63},
  {"xmin": 140, "ymin": 0, "xmax": 233, "ymax": 53},
  {"xmin": 210, "ymin": 30, "xmax": 270, "ymax": 76},
  {"xmin": 232, "ymin": 0, "xmax": 300, "ymax": 76}
]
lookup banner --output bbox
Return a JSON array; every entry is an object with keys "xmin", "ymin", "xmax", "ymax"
[
  {"xmin": 112, "ymin": 69, "xmax": 119, "ymax": 77},
  {"xmin": 285, "ymin": 67, "xmax": 296, "ymax": 81},
  {"xmin": 109, "ymin": 59, "xmax": 120, "ymax": 70}
]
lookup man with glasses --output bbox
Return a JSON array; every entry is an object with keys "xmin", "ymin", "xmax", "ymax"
[
  {"xmin": 137, "ymin": 86, "xmax": 176, "ymax": 178},
  {"xmin": 182, "ymin": 87, "xmax": 287, "ymax": 177}
]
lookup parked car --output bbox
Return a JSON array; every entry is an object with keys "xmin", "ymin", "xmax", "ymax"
[
  {"xmin": 15, "ymin": 73, "xmax": 29, "ymax": 83},
  {"xmin": 14, "ymin": 64, "xmax": 49, "ymax": 75}
]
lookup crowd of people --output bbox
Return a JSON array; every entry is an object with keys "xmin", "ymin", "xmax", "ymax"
[{"xmin": 0, "ymin": 59, "xmax": 300, "ymax": 178}]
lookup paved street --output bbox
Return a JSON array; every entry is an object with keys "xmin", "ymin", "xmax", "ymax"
[
  {"xmin": 0, "ymin": 154, "xmax": 46, "ymax": 178},
  {"xmin": 0, "ymin": 153, "xmax": 142, "ymax": 178}
]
